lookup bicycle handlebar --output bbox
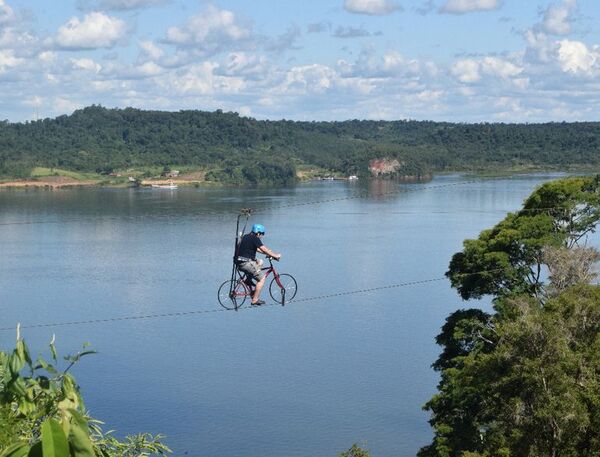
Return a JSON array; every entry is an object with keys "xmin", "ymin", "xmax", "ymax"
[{"xmin": 265, "ymin": 255, "xmax": 280, "ymax": 261}]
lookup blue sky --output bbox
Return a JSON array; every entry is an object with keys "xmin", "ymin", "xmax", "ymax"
[{"xmin": 1, "ymin": 0, "xmax": 600, "ymax": 122}]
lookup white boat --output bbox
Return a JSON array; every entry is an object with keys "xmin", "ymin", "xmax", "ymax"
[{"xmin": 151, "ymin": 180, "xmax": 178, "ymax": 189}]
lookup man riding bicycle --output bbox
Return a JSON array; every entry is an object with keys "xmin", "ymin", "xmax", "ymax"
[{"xmin": 236, "ymin": 224, "xmax": 281, "ymax": 306}]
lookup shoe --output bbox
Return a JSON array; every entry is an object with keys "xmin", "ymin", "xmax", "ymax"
[{"xmin": 251, "ymin": 299, "xmax": 266, "ymax": 306}]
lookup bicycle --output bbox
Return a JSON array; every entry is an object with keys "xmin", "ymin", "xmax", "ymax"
[{"xmin": 218, "ymin": 256, "xmax": 298, "ymax": 310}]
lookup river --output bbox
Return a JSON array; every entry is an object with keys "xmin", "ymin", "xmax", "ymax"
[{"xmin": 0, "ymin": 173, "xmax": 584, "ymax": 456}]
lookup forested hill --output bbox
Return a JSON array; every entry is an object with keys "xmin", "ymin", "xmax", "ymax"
[{"xmin": 1, "ymin": 105, "xmax": 600, "ymax": 184}]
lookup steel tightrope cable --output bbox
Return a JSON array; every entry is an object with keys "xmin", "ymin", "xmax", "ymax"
[
  {"xmin": 286, "ymin": 277, "xmax": 446, "ymax": 304},
  {"xmin": 0, "ymin": 308, "xmax": 229, "ymax": 332},
  {"xmin": 0, "ymin": 268, "xmax": 505, "ymax": 332}
]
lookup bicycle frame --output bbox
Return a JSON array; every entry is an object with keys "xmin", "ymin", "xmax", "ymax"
[
  {"xmin": 237, "ymin": 258, "xmax": 286, "ymax": 299},
  {"xmin": 262, "ymin": 258, "xmax": 285, "ymax": 289},
  {"xmin": 238, "ymin": 258, "xmax": 282, "ymax": 289}
]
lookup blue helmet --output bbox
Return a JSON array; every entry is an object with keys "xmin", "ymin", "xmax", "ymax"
[{"xmin": 251, "ymin": 224, "xmax": 265, "ymax": 234}]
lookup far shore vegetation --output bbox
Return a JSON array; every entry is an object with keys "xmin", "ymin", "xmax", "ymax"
[{"xmin": 2, "ymin": 105, "xmax": 600, "ymax": 187}]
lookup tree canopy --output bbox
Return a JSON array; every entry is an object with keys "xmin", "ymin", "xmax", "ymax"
[
  {"xmin": 1, "ymin": 106, "xmax": 600, "ymax": 184},
  {"xmin": 421, "ymin": 176, "xmax": 600, "ymax": 457},
  {"xmin": 446, "ymin": 176, "xmax": 600, "ymax": 300}
]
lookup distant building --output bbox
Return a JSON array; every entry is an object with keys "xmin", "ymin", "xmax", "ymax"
[{"xmin": 162, "ymin": 170, "xmax": 180, "ymax": 178}]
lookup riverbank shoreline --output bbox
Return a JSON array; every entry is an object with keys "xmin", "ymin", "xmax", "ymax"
[{"xmin": 1, "ymin": 165, "xmax": 597, "ymax": 190}]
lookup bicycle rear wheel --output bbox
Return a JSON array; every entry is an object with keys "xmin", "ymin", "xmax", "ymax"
[
  {"xmin": 269, "ymin": 273, "xmax": 298, "ymax": 305},
  {"xmin": 218, "ymin": 279, "xmax": 249, "ymax": 310}
]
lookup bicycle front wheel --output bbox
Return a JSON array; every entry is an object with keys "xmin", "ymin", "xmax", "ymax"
[
  {"xmin": 218, "ymin": 279, "xmax": 249, "ymax": 310},
  {"xmin": 269, "ymin": 273, "xmax": 298, "ymax": 305}
]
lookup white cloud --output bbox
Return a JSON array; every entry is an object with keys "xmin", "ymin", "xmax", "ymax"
[
  {"xmin": 458, "ymin": 86, "xmax": 476, "ymax": 97},
  {"xmin": 541, "ymin": 0, "xmax": 577, "ymax": 36},
  {"xmin": 38, "ymin": 51, "xmax": 57, "ymax": 63},
  {"xmin": 338, "ymin": 47, "xmax": 430, "ymax": 79},
  {"xmin": 451, "ymin": 56, "xmax": 523, "ymax": 86},
  {"xmin": 0, "ymin": 28, "xmax": 38, "ymax": 51},
  {"xmin": 138, "ymin": 40, "xmax": 164, "ymax": 60},
  {"xmin": 164, "ymin": 5, "xmax": 250, "ymax": 54},
  {"xmin": 450, "ymin": 56, "xmax": 524, "ymax": 85},
  {"xmin": 440, "ymin": 0, "xmax": 502, "ymax": 14},
  {"xmin": 53, "ymin": 97, "xmax": 82, "ymax": 115},
  {"xmin": 382, "ymin": 51, "xmax": 404, "ymax": 71},
  {"xmin": 23, "ymin": 96, "xmax": 43, "ymax": 108},
  {"xmin": 451, "ymin": 59, "xmax": 480, "ymax": 83},
  {"xmin": 55, "ymin": 12, "xmax": 128, "ymax": 50},
  {"xmin": 415, "ymin": 89, "xmax": 444, "ymax": 102},
  {"xmin": 135, "ymin": 61, "xmax": 164, "ymax": 77},
  {"xmin": 158, "ymin": 62, "xmax": 246, "ymax": 95},
  {"xmin": 481, "ymin": 57, "xmax": 522, "ymax": 79},
  {"xmin": 0, "ymin": 0, "xmax": 15, "ymax": 25},
  {"xmin": 98, "ymin": 59, "xmax": 165, "ymax": 79},
  {"xmin": 524, "ymin": 29, "xmax": 558, "ymax": 63},
  {"xmin": 45, "ymin": 73, "xmax": 59, "ymax": 84},
  {"xmin": 258, "ymin": 96, "xmax": 275, "ymax": 106},
  {"xmin": 512, "ymin": 77, "xmax": 529, "ymax": 90},
  {"xmin": 343, "ymin": 0, "xmax": 402, "ymax": 15},
  {"xmin": 89, "ymin": 80, "xmax": 115, "ymax": 91},
  {"xmin": 71, "ymin": 57, "xmax": 102, "ymax": 73},
  {"xmin": 557, "ymin": 39, "xmax": 597, "ymax": 74},
  {"xmin": 282, "ymin": 64, "xmax": 336, "ymax": 94},
  {"xmin": 219, "ymin": 52, "xmax": 269, "ymax": 78},
  {"xmin": 0, "ymin": 49, "xmax": 23, "ymax": 73},
  {"xmin": 274, "ymin": 63, "xmax": 376, "ymax": 98},
  {"xmin": 238, "ymin": 105, "xmax": 252, "ymax": 116}
]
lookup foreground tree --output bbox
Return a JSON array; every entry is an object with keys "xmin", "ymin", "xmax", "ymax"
[
  {"xmin": 339, "ymin": 443, "xmax": 371, "ymax": 457},
  {"xmin": 421, "ymin": 176, "xmax": 600, "ymax": 457},
  {"xmin": 446, "ymin": 176, "xmax": 600, "ymax": 300},
  {"xmin": 421, "ymin": 283, "xmax": 600, "ymax": 457},
  {"xmin": 0, "ymin": 331, "xmax": 170, "ymax": 457}
]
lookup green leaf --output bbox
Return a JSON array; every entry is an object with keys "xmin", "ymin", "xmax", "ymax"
[
  {"xmin": 0, "ymin": 443, "xmax": 30, "ymax": 457},
  {"xmin": 49, "ymin": 336, "xmax": 57, "ymax": 362},
  {"xmin": 41, "ymin": 419, "xmax": 70, "ymax": 457},
  {"xmin": 68, "ymin": 410, "xmax": 95, "ymax": 457},
  {"xmin": 26, "ymin": 442, "xmax": 42, "ymax": 457},
  {"xmin": 76, "ymin": 351, "xmax": 97, "ymax": 359},
  {"xmin": 17, "ymin": 397, "xmax": 35, "ymax": 416},
  {"xmin": 8, "ymin": 353, "xmax": 24, "ymax": 376},
  {"xmin": 10, "ymin": 378, "xmax": 27, "ymax": 397},
  {"xmin": 16, "ymin": 340, "xmax": 32, "ymax": 368}
]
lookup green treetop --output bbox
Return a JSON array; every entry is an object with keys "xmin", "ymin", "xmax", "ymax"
[{"xmin": 421, "ymin": 175, "xmax": 600, "ymax": 457}]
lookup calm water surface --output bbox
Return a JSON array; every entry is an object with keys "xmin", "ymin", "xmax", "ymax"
[{"xmin": 0, "ymin": 174, "xmax": 582, "ymax": 456}]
